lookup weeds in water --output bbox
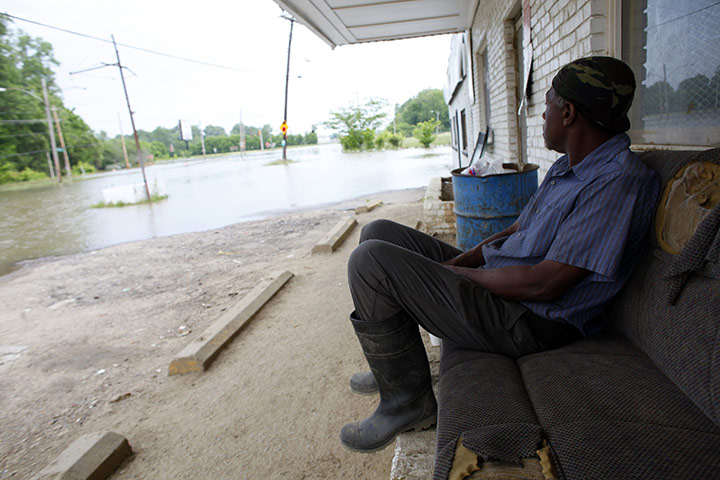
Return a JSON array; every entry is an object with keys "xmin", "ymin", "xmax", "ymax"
[
  {"xmin": 264, "ymin": 159, "xmax": 298, "ymax": 166},
  {"xmin": 91, "ymin": 194, "xmax": 169, "ymax": 208}
]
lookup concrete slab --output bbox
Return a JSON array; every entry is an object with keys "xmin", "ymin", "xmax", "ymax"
[
  {"xmin": 33, "ymin": 431, "xmax": 132, "ymax": 480},
  {"xmin": 168, "ymin": 270, "xmax": 294, "ymax": 375},
  {"xmin": 390, "ymin": 429, "xmax": 436, "ymax": 480},
  {"xmin": 354, "ymin": 200, "xmax": 383, "ymax": 214},
  {"xmin": 311, "ymin": 216, "xmax": 357, "ymax": 254}
]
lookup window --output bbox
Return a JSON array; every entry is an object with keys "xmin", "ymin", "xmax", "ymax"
[
  {"xmin": 475, "ymin": 48, "xmax": 492, "ymax": 130},
  {"xmin": 460, "ymin": 109, "xmax": 468, "ymax": 153},
  {"xmin": 623, "ymin": 0, "xmax": 720, "ymax": 146}
]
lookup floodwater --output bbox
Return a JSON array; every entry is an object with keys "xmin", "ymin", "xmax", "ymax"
[{"xmin": 0, "ymin": 143, "xmax": 455, "ymax": 276}]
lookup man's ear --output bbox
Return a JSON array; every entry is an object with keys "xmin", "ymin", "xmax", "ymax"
[{"xmin": 562, "ymin": 101, "xmax": 578, "ymax": 126}]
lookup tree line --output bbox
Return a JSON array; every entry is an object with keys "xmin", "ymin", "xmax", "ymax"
[
  {"xmin": 97, "ymin": 123, "xmax": 318, "ymax": 169},
  {"xmin": 641, "ymin": 68, "xmax": 720, "ymax": 117},
  {"xmin": 0, "ymin": 18, "xmax": 318, "ymax": 184},
  {"xmin": 324, "ymin": 88, "xmax": 450, "ymax": 151},
  {"xmin": 0, "ymin": 17, "xmax": 102, "ymax": 183},
  {"xmin": 0, "ymin": 16, "xmax": 450, "ymax": 184}
]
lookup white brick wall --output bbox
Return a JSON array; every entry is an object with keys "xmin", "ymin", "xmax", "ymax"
[{"xmin": 459, "ymin": 0, "xmax": 613, "ymax": 180}]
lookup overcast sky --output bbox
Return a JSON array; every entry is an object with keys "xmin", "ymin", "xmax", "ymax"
[{"xmin": 2, "ymin": 0, "xmax": 452, "ymax": 138}]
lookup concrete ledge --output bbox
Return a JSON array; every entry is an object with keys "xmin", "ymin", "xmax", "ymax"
[
  {"xmin": 34, "ymin": 431, "xmax": 132, "ymax": 480},
  {"xmin": 422, "ymin": 177, "xmax": 455, "ymax": 236},
  {"xmin": 168, "ymin": 270, "xmax": 294, "ymax": 375},
  {"xmin": 311, "ymin": 216, "xmax": 357, "ymax": 254},
  {"xmin": 354, "ymin": 200, "xmax": 383, "ymax": 214},
  {"xmin": 390, "ymin": 429, "xmax": 436, "ymax": 480}
]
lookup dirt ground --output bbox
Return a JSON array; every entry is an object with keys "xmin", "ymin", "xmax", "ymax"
[{"xmin": 0, "ymin": 188, "xmax": 445, "ymax": 479}]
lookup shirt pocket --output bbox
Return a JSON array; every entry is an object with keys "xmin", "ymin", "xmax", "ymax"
[{"xmin": 511, "ymin": 204, "xmax": 567, "ymax": 258}]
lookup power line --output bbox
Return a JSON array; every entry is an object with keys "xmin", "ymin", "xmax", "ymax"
[
  {"xmin": 0, "ymin": 142, "xmax": 104, "ymax": 160},
  {"xmin": 0, "ymin": 119, "xmax": 49, "ymax": 124},
  {"xmin": 0, "ymin": 132, "xmax": 45, "ymax": 139},
  {"xmin": 0, "ymin": 148, "xmax": 49, "ymax": 159},
  {"xmin": 647, "ymin": 1, "xmax": 720, "ymax": 29},
  {"xmin": 1, "ymin": 13, "xmax": 277, "ymax": 77}
]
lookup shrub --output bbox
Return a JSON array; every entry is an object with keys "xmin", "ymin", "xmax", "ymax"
[
  {"xmin": 0, "ymin": 165, "xmax": 47, "ymax": 184},
  {"xmin": 413, "ymin": 120, "xmax": 439, "ymax": 148},
  {"xmin": 72, "ymin": 161, "xmax": 96, "ymax": 175}
]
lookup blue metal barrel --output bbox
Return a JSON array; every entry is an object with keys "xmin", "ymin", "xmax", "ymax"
[{"xmin": 451, "ymin": 164, "xmax": 539, "ymax": 250}]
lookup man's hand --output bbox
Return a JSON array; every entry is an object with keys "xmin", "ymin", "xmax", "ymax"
[
  {"xmin": 443, "ymin": 222, "xmax": 519, "ymax": 268},
  {"xmin": 446, "ymin": 260, "xmax": 590, "ymax": 303}
]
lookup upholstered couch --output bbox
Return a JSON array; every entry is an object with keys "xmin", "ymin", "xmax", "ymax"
[{"xmin": 433, "ymin": 148, "xmax": 720, "ymax": 480}]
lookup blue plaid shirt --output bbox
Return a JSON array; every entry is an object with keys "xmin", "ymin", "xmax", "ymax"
[{"xmin": 483, "ymin": 133, "xmax": 660, "ymax": 336}]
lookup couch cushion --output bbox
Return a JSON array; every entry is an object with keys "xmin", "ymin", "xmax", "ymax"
[
  {"xmin": 546, "ymin": 422, "xmax": 720, "ymax": 480},
  {"xmin": 604, "ymin": 222, "xmax": 720, "ymax": 426},
  {"xmin": 519, "ymin": 333, "xmax": 720, "ymax": 479},
  {"xmin": 605, "ymin": 148, "xmax": 720, "ymax": 427},
  {"xmin": 434, "ymin": 342, "xmax": 542, "ymax": 480}
]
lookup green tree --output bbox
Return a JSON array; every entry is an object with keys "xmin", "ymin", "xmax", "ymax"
[
  {"xmin": 642, "ymin": 81, "xmax": 675, "ymax": 116},
  {"xmin": 324, "ymin": 99, "xmax": 387, "ymax": 151},
  {"xmin": 393, "ymin": 121, "xmax": 414, "ymax": 137},
  {"xmin": 57, "ymin": 107, "xmax": 101, "ymax": 167},
  {"xmin": 413, "ymin": 119, "xmax": 439, "ymax": 147},
  {"xmin": 0, "ymin": 17, "xmax": 103, "ymax": 181},
  {"xmin": 394, "ymin": 89, "xmax": 449, "ymax": 132},
  {"xmin": 677, "ymin": 74, "xmax": 712, "ymax": 112},
  {"xmin": 204, "ymin": 125, "xmax": 226, "ymax": 137},
  {"xmin": 304, "ymin": 131, "xmax": 318, "ymax": 145},
  {"xmin": 376, "ymin": 130, "xmax": 403, "ymax": 149},
  {"xmin": 148, "ymin": 141, "xmax": 168, "ymax": 159}
]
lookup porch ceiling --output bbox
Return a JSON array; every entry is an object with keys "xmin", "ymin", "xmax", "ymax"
[{"xmin": 271, "ymin": 0, "xmax": 479, "ymax": 48}]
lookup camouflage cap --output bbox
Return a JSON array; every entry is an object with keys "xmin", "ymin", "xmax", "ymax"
[{"xmin": 552, "ymin": 56, "xmax": 636, "ymax": 132}]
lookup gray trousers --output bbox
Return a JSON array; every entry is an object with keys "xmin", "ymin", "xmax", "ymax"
[{"xmin": 347, "ymin": 219, "xmax": 581, "ymax": 358}]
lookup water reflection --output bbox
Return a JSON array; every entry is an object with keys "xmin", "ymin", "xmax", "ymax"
[{"xmin": 0, "ymin": 144, "xmax": 454, "ymax": 275}]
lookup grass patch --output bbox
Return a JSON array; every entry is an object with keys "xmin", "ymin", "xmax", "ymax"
[
  {"xmin": 91, "ymin": 193, "xmax": 169, "ymax": 208},
  {"xmin": 402, "ymin": 131, "xmax": 451, "ymax": 148},
  {"xmin": 264, "ymin": 159, "xmax": 299, "ymax": 166}
]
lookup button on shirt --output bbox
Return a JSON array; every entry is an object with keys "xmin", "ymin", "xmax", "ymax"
[{"xmin": 482, "ymin": 133, "xmax": 660, "ymax": 336}]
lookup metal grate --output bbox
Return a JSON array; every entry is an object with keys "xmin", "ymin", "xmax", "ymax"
[{"xmin": 625, "ymin": 0, "xmax": 720, "ymax": 146}]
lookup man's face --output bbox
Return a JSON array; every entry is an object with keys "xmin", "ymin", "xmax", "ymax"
[{"xmin": 542, "ymin": 88, "xmax": 566, "ymax": 153}]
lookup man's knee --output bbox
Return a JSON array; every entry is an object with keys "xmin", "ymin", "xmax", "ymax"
[
  {"xmin": 360, "ymin": 219, "xmax": 400, "ymax": 243},
  {"xmin": 349, "ymin": 239, "xmax": 384, "ymax": 275}
]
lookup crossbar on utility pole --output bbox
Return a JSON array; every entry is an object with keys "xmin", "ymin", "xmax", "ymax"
[{"xmin": 112, "ymin": 34, "xmax": 151, "ymax": 202}]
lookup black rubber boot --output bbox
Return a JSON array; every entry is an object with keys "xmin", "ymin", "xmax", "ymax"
[
  {"xmin": 350, "ymin": 371, "xmax": 378, "ymax": 395},
  {"xmin": 340, "ymin": 311, "xmax": 436, "ymax": 453}
]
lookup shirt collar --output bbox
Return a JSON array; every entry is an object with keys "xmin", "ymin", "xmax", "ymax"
[{"xmin": 566, "ymin": 133, "xmax": 631, "ymax": 182}]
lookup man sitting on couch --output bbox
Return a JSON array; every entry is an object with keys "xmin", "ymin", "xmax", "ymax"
[{"xmin": 340, "ymin": 56, "xmax": 660, "ymax": 453}]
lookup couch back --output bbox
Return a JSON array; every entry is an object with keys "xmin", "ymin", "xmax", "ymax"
[{"xmin": 605, "ymin": 148, "xmax": 720, "ymax": 427}]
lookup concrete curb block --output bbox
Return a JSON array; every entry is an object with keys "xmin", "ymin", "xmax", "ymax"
[
  {"xmin": 33, "ymin": 431, "xmax": 132, "ymax": 480},
  {"xmin": 168, "ymin": 270, "xmax": 294, "ymax": 375},
  {"xmin": 311, "ymin": 216, "xmax": 357, "ymax": 254},
  {"xmin": 390, "ymin": 430, "xmax": 436, "ymax": 480},
  {"xmin": 354, "ymin": 200, "xmax": 383, "ymax": 214}
]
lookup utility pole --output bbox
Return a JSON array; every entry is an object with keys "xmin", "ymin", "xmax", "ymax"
[
  {"xmin": 117, "ymin": 111, "xmax": 130, "ymax": 168},
  {"xmin": 112, "ymin": 34, "xmax": 151, "ymax": 202},
  {"xmin": 45, "ymin": 151, "xmax": 55, "ymax": 178},
  {"xmin": 51, "ymin": 107, "xmax": 72, "ymax": 178},
  {"xmin": 41, "ymin": 78, "xmax": 62, "ymax": 183},
  {"xmin": 199, "ymin": 121, "xmax": 207, "ymax": 159},
  {"xmin": 282, "ymin": 16, "xmax": 295, "ymax": 161},
  {"xmin": 239, "ymin": 110, "xmax": 246, "ymax": 156}
]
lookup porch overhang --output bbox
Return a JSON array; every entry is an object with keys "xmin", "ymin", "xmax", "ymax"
[{"xmin": 271, "ymin": 0, "xmax": 479, "ymax": 48}]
